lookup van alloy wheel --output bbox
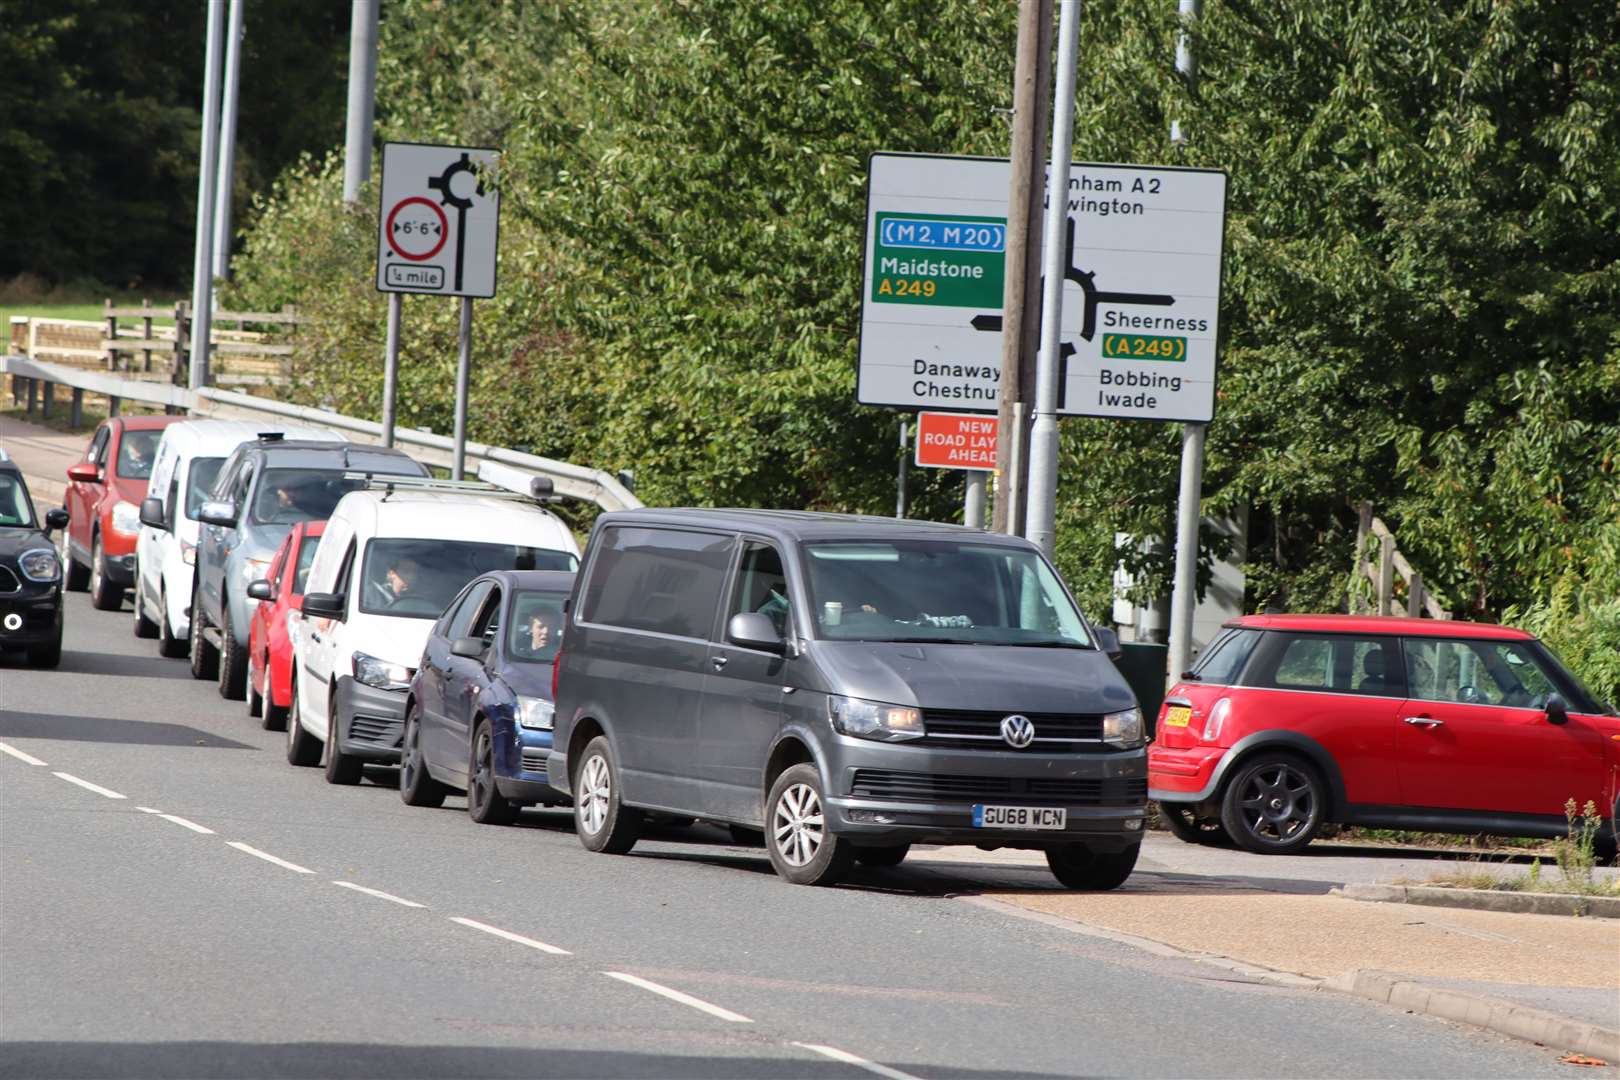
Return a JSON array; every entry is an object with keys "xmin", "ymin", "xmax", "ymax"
[
  {"xmin": 572, "ymin": 737, "xmax": 642, "ymax": 854},
  {"xmin": 578, "ymin": 755, "xmax": 611, "ymax": 836},
  {"xmin": 764, "ymin": 764, "xmax": 853, "ymax": 886},
  {"xmin": 772, "ymin": 783, "xmax": 825, "ymax": 868}
]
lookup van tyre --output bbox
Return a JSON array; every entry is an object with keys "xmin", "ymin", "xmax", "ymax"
[
  {"xmin": 60, "ymin": 528, "xmax": 88, "ymax": 591},
  {"xmin": 765, "ymin": 764, "xmax": 853, "ymax": 887},
  {"xmin": 133, "ymin": 578, "xmax": 158, "ymax": 638},
  {"xmin": 285, "ymin": 682, "xmax": 321, "ymax": 767},
  {"xmin": 399, "ymin": 705, "xmax": 448, "ymax": 808},
  {"xmin": 323, "ymin": 701, "xmax": 364, "ymax": 785},
  {"xmin": 1219, "ymin": 752, "xmax": 1324, "ymax": 855},
  {"xmin": 1046, "ymin": 841, "xmax": 1140, "ymax": 890},
  {"xmin": 217, "ymin": 601, "xmax": 247, "ymax": 700},
  {"xmin": 157, "ymin": 588, "xmax": 187, "ymax": 658},
  {"xmin": 1160, "ymin": 803, "xmax": 1235, "ymax": 847},
  {"xmin": 89, "ymin": 535, "xmax": 122, "ymax": 611},
  {"xmin": 573, "ymin": 736, "xmax": 642, "ymax": 854},
  {"xmin": 855, "ymin": 844, "xmax": 910, "ymax": 868},
  {"xmin": 468, "ymin": 719, "xmax": 517, "ymax": 825},
  {"xmin": 188, "ymin": 592, "xmax": 218, "ymax": 680}
]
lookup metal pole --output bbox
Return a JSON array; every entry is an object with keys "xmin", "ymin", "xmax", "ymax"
[
  {"xmin": 188, "ymin": 0, "xmax": 227, "ymax": 392},
  {"xmin": 896, "ymin": 419, "xmax": 909, "ymax": 519},
  {"xmin": 380, "ymin": 292, "xmax": 402, "ymax": 448},
  {"xmin": 211, "ymin": 0, "xmax": 244, "ymax": 283},
  {"xmin": 1165, "ymin": 0, "xmax": 1206, "ymax": 685},
  {"xmin": 1023, "ymin": 0, "xmax": 1081, "ymax": 557},
  {"xmin": 964, "ymin": 472, "xmax": 987, "ymax": 529},
  {"xmin": 452, "ymin": 298, "xmax": 472, "ymax": 479},
  {"xmin": 994, "ymin": 0, "xmax": 1054, "ymax": 536},
  {"xmin": 342, "ymin": 0, "xmax": 380, "ymax": 203}
]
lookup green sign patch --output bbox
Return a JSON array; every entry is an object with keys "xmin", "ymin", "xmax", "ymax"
[{"xmin": 871, "ymin": 213, "xmax": 1006, "ymax": 309}]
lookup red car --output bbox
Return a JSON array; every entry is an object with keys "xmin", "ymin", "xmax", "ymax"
[
  {"xmin": 1150, "ymin": 614, "xmax": 1619, "ymax": 856},
  {"xmin": 61, "ymin": 415, "xmax": 183, "ymax": 610},
  {"xmin": 246, "ymin": 520, "xmax": 325, "ymax": 731}
]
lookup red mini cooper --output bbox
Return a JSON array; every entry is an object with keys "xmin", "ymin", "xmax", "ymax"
[
  {"xmin": 1150, "ymin": 615, "xmax": 1619, "ymax": 857},
  {"xmin": 245, "ymin": 520, "xmax": 325, "ymax": 731}
]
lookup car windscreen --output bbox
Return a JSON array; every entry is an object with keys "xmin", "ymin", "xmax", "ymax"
[
  {"xmin": 0, "ymin": 472, "xmax": 37, "ymax": 528},
  {"xmin": 249, "ymin": 467, "xmax": 411, "ymax": 525},
  {"xmin": 359, "ymin": 539, "xmax": 578, "ymax": 620},
  {"xmin": 183, "ymin": 457, "xmax": 226, "ymax": 520},
  {"xmin": 115, "ymin": 429, "xmax": 164, "ymax": 479},
  {"xmin": 803, "ymin": 540, "xmax": 1093, "ymax": 648},
  {"xmin": 508, "ymin": 589, "xmax": 568, "ymax": 663}
]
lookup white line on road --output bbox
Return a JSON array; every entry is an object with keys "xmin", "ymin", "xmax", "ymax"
[
  {"xmin": 449, "ymin": 917, "xmax": 571, "ymax": 955},
  {"xmin": 226, "ymin": 841, "xmax": 314, "ymax": 874},
  {"xmin": 792, "ymin": 1043, "xmax": 925, "ymax": 1080},
  {"xmin": 0, "ymin": 740, "xmax": 46, "ymax": 766},
  {"xmin": 602, "ymin": 971, "xmax": 753, "ymax": 1023},
  {"xmin": 52, "ymin": 772, "xmax": 126, "ymax": 799},
  {"xmin": 135, "ymin": 807, "xmax": 216, "ymax": 835},
  {"xmin": 333, "ymin": 881, "xmax": 426, "ymax": 908}
]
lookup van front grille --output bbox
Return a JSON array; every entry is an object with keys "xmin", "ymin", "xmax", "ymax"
[
  {"xmin": 920, "ymin": 709, "xmax": 1104, "ymax": 750},
  {"xmin": 848, "ymin": 769, "xmax": 1144, "ymax": 806}
]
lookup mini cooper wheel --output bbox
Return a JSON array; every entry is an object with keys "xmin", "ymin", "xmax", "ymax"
[
  {"xmin": 399, "ymin": 705, "xmax": 448, "ymax": 808},
  {"xmin": 765, "ymin": 764, "xmax": 853, "ymax": 887},
  {"xmin": 1046, "ymin": 841, "xmax": 1140, "ymax": 890},
  {"xmin": 1160, "ymin": 803, "xmax": 1235, "ymax": 847},
  {"xmin": 1219, "ymin": 753, "xmax": 1325, "ymax": 855},
  {"xmin": 285, "ymin": 681, "xmax": 321, "ymax": 767},
  {"xmin": 573, "ymin": 736, "xmax": 642, "ymax": 854}
]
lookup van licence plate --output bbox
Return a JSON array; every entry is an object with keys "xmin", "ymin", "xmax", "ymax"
[{"xmin": 973, "ymin": 805, "xmax": 1066, "ymax": 830}]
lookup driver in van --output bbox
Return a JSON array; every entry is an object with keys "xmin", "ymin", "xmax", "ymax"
[{"xmin": 384, "ymin": 556, "xmax": 422, "ymax": 606}]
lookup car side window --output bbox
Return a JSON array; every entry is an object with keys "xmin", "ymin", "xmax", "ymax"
[
  {"xmin": 473, "ymin": 588, "xmax": 504, "ymax": 643},
  {"xmin": 580, "ymin": 526, "xmax": 735, "ymax": 639},
  {"xmin": 1190, "ymin": 628, "xmax": 1261, "ymax": 685},
  {"xmin": 333, "ymin": 541, "xmax": 357, "ymax": 602},
  {"xmin": 1259, "ymin": 633, "xmax": 1403, "ymax": 697},
  {"xmin": 446, "ymin": 581, "xmax": 494, "ymax": 641},
  {"xmin": 728, "ymin": 541, "xmax": 791, "ymax": 638},
  {"xmin": 1404, "ymin": 638, "xmax": 1559, "ymax": 709},
  {"xmin": 87, "ymin": 426, "xmax": 111, "ymax": 467}
]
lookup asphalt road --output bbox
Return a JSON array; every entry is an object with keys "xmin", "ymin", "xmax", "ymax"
[{"xmin": 0, "ymin": 592, "xmax": 1580, "ymax": 1078}]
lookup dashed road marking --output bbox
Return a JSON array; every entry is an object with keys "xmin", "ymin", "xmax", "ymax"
[
  {"xmin": 449, "ymin": 916, "xmax": 571, "ymax": 955},
  {"xmin": 52, "ymin": 772, "xmax": 126, "ymax": 799},
  {"xmin": 0, "ymin": 740, "xmax": 46, "ymax": 766},
  {"xmin": 603, "ymin": 971, "xmax": 753, "ymax": 1023},
  {"xmin": 333, "ymin": 880, "xmax": 425, "ymax": 908},
  {"xmin": 226, "ymin": 841, "xmax": 314, "ymax": 874},
  {"xmin": 792, "ymin": 1043, "xmax": 926, "ymax": 1080},
  {"xmin": 135, "ymin": 807, "xmax": 216, "ymax": 834}
]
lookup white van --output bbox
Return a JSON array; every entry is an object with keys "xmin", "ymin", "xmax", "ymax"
[
  {"xmin": 286, "ymin": 477, "xmax": 580, "ymax": 785},
  {"xmin": 133, "ymin": 420, "xmax": 339, "ymax": 657}
]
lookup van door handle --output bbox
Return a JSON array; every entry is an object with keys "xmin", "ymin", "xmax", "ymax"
[
  {"xmin": 1402, "ymin": 716, "xmax": 1444, "ymax": 728},
  {"xmin": 711, "ymin": 656, "xmax": 729, "ymax": 671}
]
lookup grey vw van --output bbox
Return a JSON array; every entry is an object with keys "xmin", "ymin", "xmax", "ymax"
[{"xmin": 548, "ymin": 509, "xmax": 1147, "ymax": 888}]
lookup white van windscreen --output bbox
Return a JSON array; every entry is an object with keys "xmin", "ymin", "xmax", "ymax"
[
  {"xmin": 804, "ymin": 541, "xmax": 1093, "ymax": 648},
  {"xmin": 359, "ymin": 539, "xmax": 577, "ymax": 619}
]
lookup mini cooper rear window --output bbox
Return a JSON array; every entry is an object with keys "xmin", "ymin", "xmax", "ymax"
[{"xmin": 1190, "ymin": 628, "xmax": 1260, "ymax": 684}]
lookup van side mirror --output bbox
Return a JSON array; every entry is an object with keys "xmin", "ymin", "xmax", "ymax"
[
  {"xmin": 1545, "ymin": 694, "xmax": 1569, "ymax": 725},
  {"xmin": 726, "ymin": 612, "xmax": 785, "ymax": 654},
  {"xmin": 1094, "ymin": 626, "xmax": 1122, "ymax": 661},
  {"xmin": 450, "ymin": 637, "xmax": 490, "ymax": 660},
  {"xmin": 44, "ymin": 508, "xmax": 69, "ymax": 534},
  {"xmin": 198, "ymin": 499, "xmax": 237, "ymax": 528},
  {"xmin": 139, "ymin": 496, "xmax": 167, "ymax": 530},
  {"xmin": 246, "ymin": 580, "xmax": 274, "ymax": 602},
  {"xmin": 301, "ymin": 592, "xmax": 346, "ymax": 621},
  {"xmin": 67, "ymin": 462, "xmax": 101, "ymax": 484}
]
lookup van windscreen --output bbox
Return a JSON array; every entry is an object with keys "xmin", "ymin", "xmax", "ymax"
[
  {"xmin": 804, "ymin": 540, "xmax": 1093, "ymax": 648},
  {"xmin": 359, "ymin": 539, "xmax": 577, "ymax": 620}
]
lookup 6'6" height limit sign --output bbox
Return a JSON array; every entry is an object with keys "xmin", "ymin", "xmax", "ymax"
[{"xmin": 376, "ymin": 142, "xmax": 500, "ymax": 298}]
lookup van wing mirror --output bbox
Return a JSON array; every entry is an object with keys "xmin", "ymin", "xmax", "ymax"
[
  {"xmin": 1544, "ymin": 693, "xmax": 1569, "ymax": 725},
  {"xmin": 246, "ymin": 580, "xmax": 274, "ymax": 602},
  {"xmin": 726, "ymin": 612, "xmax": 786, "ymax": 654},
  {"xmin": 450, "ymin": 637, "xmax": 490, "ymax": 660},
  {"xmin": 301, "ymin": 592, "xmax": 346, "ymax": 621},
  {"xmin": 197, "ymin": 499, "xmax": 237, "ymax": 528},
  {"xmin": 139, "ymin": 496, "xmax": 167, "ymax": 530},
  {"xmin": 1094, "ymin": 626, "xmax": 1122, "ymax": 661}
]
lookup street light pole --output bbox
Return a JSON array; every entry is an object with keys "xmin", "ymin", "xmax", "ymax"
[
  {"xmin": 1023, "ymin": 0, "xmax": 1082, "ymax": 557},
  {"xmin": 211, "ymin": 0, "xmax": 244, "ymax": 283},
  {"xmin": 342, "ymin": 0, "xmax": 380, "ymax": 203},
  {"xmin": 188, "ymin": 0, "xmax": 226, "ymax": 391}
]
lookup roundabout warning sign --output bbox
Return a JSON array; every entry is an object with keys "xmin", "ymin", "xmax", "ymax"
[{"xmin": 376, "ymin": 142, "xmax": 501, "ymax": 298}]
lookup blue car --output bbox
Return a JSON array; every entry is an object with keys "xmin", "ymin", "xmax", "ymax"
[{"xmin": 401, "ymin": 569, "xmax": 573, "ymax": 824}]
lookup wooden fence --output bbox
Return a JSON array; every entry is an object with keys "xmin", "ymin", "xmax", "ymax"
[{"xmin": 1349, "ymin": 501, "xmax": 1448, "ymax": 619}]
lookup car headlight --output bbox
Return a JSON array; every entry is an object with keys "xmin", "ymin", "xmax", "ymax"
[
  {"xmin": 1102, "ymin": 707, "xmax": 1143, "ymax": 748},
  {"xmin": 181, "ymin": 539, "xmax": 196, "ymax": 565},
  {"xmin": 352, "ymin": 651, "xmax": 412, "ymax": 691},
  {"xmin": 828, "ymin": 695, "xmax": 924, "ymax": 742},
  {"xmin": 18, "ymin": 547, "xmax": 61, "ymax": 582},
  {"xmin": 1202, "ymin": 697, "xmax": 1231, "ymax": 743},
  {"xmin": 516, "ymin": 695, "xmax": 554, "ymax": 731},
  {"xmin": 239, "ymin": 557, "xmax": 270, "ymax": 587},
  {"xmin": 111, "ymin": 500, "xmax": 140, "ymax": 534}
]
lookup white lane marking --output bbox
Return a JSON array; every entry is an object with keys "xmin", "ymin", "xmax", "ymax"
[
  {"xmin": 333, "ymin": 880, "xmax": 426, "ymax": 908},
  {"xmin": 0, "ymin": 740, "xmax": 46, "ymax": 766},
  {"xmin": 449, "ymin": 916, "xmax": 571, "ymax": 956},
  {"xmin": 602, "ymin": 971, "xmax": 753, "ymax": 1023},
  {"xmin": 792, "ymin": 1043, "xmax": 925, "ymax": 1080},
  {"xmin": 226, "ymin": 841, "xmax": 314, "ymax": 874},
  {"xmin": 134, "ymin": 807, "xmax": 215, "ymax": 835},
  {"xmin": 52, "ymin": 772, "xmax": 126, "ymax": 799}
]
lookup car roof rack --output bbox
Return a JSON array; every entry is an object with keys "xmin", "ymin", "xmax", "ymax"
[{"xmin": 341, "ymin": 470, "xmax": 557, "ymax": 505}]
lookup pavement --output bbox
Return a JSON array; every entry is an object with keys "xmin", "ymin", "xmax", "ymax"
[{"xmin": 0, "ymin": 409, "xmax": 81, "ymax": 504}]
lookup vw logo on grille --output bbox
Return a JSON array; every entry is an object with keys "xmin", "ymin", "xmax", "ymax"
[{"xmin": 1000, "ymin": 714, "xmax": 1035, "ymax": 749}]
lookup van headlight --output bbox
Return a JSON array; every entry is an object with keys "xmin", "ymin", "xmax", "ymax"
[
  {"xmin": 828, "ymin": 695, "xmax": 924, "ymax": 742},
  {"xmin": 111, "ymin": 500, "xmax": 141, "ymax": 534},
  {"xmin": 18, "ymin": 547, "xmax": 61, "ymax": 582},
  {"xmin": 352, "ymin": 651, "xmax": 412, "ymax": 691},
  {"xmin": 516, "ymin": 696, "xmax": 554, "ymax": 731},
  {"xmin": 1102, "ymin": 707, "xmax": 1143, "ymax": 748}
]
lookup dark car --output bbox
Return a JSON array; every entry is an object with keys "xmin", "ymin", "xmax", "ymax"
[
  {"xmin": 400, "ymin": 570, "xmax": 574, "ymax": 824},
  {"xmin": 1, "ymin": 461, "xmax": 70, "ymax": 667}
]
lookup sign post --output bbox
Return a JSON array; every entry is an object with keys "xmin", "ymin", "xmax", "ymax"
[{"xmin": 375, "ymin": 142, "xmax": 501, "ymax": 471}]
